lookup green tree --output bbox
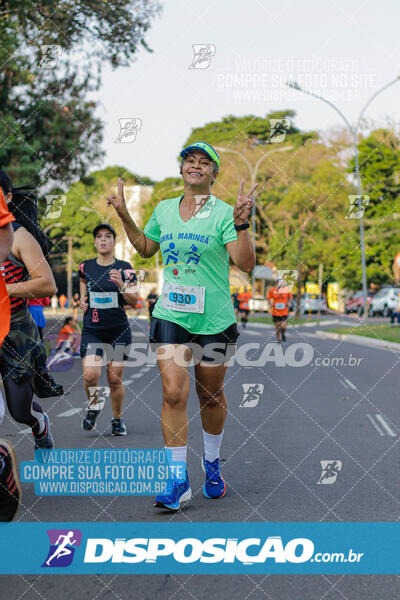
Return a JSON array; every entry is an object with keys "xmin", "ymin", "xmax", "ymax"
[
  {"xmin": 44, "ymin": 165, "xmax": 153, "ymax": 270},
  {"xmin": 345, "ymin": 128, "xmax": 400, "ymax": 287},
  {"xmin": 0, "ymin": 0, "xmax": 161, "ymax": 186}
]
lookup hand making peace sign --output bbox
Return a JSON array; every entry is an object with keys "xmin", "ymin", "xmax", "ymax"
[
  {"xmin": 106, "ymin": 178, "xmax": 128, "ymax": 217},
  {"xmin": 233, "ymin": 180, "xmax": 258, "ymax": 226}
]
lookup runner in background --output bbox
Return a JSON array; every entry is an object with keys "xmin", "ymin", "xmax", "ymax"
[
  {"xmin": 50, "ymin": 294, "xmax": 59, "ymax": 311},
  {"xmin": 267, "ymin": 278, "xmax": 292, "ymax": 342},
  {"xmin": 72, "ymin": 292, "xmax": 80, "ymax": 320},
  {"xmin": 59, "ymin": 293, "xmax": 67, "ymax": 310},
  {"xmin": 147, "ymin": 288, "xmax": 158, "ymax": 321},
  {"xmin": 0, "ymin": 170, "xmax": 63, "ymax": 455},
  {"xmin": 79, "ymin": 224, "xmax": 138, "ymax": 436},
  {"xmin": 56, "ymin": 316, "xmax": 80, "ymax": 354},
  {"xmin": 237, "ymin": 285, "xmax": 252, "ymax": 328},
  {"xmin": 28, "ymin": 296, "xmax": 49, "ymax": 340},
  {"xmin": 0, "ymin": 187, "xmax": 21, "ymax": 521},
  {"xmin": 231, "ymin": 289, "xmax": 240, "ymax": 320}
]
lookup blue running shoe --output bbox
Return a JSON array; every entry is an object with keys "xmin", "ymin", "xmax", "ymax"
[
  {"xmin": 154, "ymin": 471, "xmax": 191, "ymax": 511},
  {"xmin": 33, "ymin": 413, "xmax": 54, "ymax": 450},
  {"xmin": 201, "ymin": 455, "xmax": 226, "ymax": 499}
]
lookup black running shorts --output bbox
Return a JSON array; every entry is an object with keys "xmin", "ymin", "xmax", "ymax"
[
  {"xmin": 80, "ymin": 325, "xmax": 132, "ymax": 361},
  {"xmin": 149, "ymin": 317, "xmax": 239, "ymax": 364}
]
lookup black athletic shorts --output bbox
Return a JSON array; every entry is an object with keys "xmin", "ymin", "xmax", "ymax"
[
  {"xmin": 238, "ymin": 308, "xmax": 250, "ymax": 316},
  {"xmin": 272, "ymin": 315, "xmax": 288, "ymax": 322},
  {"xmin": 80, "ymin": 325, "xmax": 132, "ymax": 361},
  {"xmin": 149, "ymin": 317, "xmax": 239, "ymax": 364}
]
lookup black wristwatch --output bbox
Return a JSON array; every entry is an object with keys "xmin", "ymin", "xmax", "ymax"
[{"xmin": 234, "ymin": 221, "xmax": 250, "ymax": 231}]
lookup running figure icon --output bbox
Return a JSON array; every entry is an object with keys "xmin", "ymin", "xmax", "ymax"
[
  {"xmin": 162, "ymin": 242, "xmax": 179, "ymax": 265},
  {"xmin": 184, "ymin": 244, "xmax": 201, "ymax": 264},
  {"xmin": 45, "ymin": 531, "xmax": 77, "ymax": 566}
]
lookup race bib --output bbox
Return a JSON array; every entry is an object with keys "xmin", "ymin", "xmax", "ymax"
[
  {"xmin": 162, "ymin": 282, "xmax": 205, "ymax": 314},
  {"xmin": 275, "ymin": 302, "xmax": 286, "ymax": 310},
  {"xmin": 89, "ymin": 291, "xmax": 118, "ymax": 309}
]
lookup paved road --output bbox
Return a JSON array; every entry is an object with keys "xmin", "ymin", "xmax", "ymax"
[{"xmin": 1, "ymin": 316, "xmax": 399, "ymax": 599}]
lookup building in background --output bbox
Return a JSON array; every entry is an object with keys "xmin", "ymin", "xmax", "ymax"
[{"xmin": 114, "ymin": 184, "xmax": 153, "ymax": 261}]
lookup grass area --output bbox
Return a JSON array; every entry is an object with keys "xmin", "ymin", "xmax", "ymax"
[
  {"xmin": 327, "ymin": 323, "xmax": 400, "ymax": 343},
  {"xmin": 249, "ymin": 315, "xmax": 316, "ymax": 325}
]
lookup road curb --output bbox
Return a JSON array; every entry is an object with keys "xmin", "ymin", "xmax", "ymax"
[{"xmin": 315, "ymin": 330, "xmax": 400, "ymax": 352}]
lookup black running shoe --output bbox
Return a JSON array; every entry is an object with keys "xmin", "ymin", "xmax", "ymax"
[
  {"xmin": 82, "ymin": 410, "xmax": 100, "ymax": 431},
  {"xmin": 0, "ymin": 440, "xmax": 21, "ymax": 522},
  {"xmin": 33, "ymin": 413, "xmax": 54, "ymax": 450},
  {"xmin": 111, "ymin": 418, "xmax": 127, "ymax": 436},
  {"xmin": 282, "ymin": 331, "xmax": 286, "ymax": 342}
]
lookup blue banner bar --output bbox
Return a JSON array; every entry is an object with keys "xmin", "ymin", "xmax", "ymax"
[{"xmin": 0, "ymin": 522, "xmax": 398, "ymax": 574}]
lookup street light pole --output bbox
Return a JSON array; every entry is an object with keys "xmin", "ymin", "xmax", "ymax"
[
  {"xmin": 215, "ymin": 145, "xmax": 293, "ymax": 297},
  {"xmin": 287, "ymin": 77, "xmax": 400, "ymax": 319}
]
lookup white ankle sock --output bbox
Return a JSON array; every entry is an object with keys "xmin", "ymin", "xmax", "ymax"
[
  {"xmin": 203, "ymin": 430, "xmax": 223, "ymax": 462},
  {"xmin": 165, "ymin": 445, "xmax": 187, "ymax": 481}
]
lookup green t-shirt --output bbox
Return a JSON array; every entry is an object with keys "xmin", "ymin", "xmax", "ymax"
[{"xmin": 143, "ymin": 195, "xmax": 237, "ymax": 334}]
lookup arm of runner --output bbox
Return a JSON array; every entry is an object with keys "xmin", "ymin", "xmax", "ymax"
[
  {"xmin": 107, "ymin": 178, "xmax": 159, "ymax": 258},
  {"xmin": 79, "ymin": 279, "xmax": 89, "ymax": 312},
  {"xmin": 6, "ymin": 228, "xmax": 57, "ymax": 298},
  {"xmin": 226, "ymin": 181, "xmax": 258, "ymax": 273},
  {"xmin": 109, "ymin": 268, "xmax": 138, "ymax": 307},
  {"xmin": 0, "ymin": 222, "xmax": 13, "ymax": 263}
]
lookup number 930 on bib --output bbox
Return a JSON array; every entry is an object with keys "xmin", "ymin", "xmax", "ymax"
[{"xmin": 162, "ymin": 282, "xmax": 205, "ymax": 314}]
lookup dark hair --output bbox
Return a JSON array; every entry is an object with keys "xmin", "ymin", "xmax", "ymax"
[
  {"xmin": 64, "ymin": 316, "xmax": 73, "ymax": 326},
  {"xmin": 0, "ymin": 170, "xmax": 51, "ymax": 257}
]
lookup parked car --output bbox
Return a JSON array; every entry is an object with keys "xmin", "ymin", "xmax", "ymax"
[
  {"xmin": 345, "ymin": 290, "xmax": 376, "ymax": 316},
  {"xmin": 300, "ymin": 294, "xmax": 327, "ymax": 314},
  {"xmin": 369, "ymin": 287, "xmax": 400, "ymax": 317}
]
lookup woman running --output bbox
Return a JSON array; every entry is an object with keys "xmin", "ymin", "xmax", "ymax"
[
  {"xmin": 79, "ymin": 224, "xmax": 138, "ymax": 436},
  {"xmin": 0, "ymin": 170, "xmax": 63, "ymax": 452},
  {"xmin": 108, "ymin": 141, "xmax": 257, "ymax": 510}
]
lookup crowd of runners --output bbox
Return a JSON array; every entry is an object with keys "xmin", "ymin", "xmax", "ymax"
[{"xmin": 0, "ymin": 141, "xmax": 296, "ymax": 519}]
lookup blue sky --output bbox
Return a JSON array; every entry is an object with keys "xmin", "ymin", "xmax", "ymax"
[{"xmin": 97, "ymin": 0, "xmax": 400, "ymax": 181}]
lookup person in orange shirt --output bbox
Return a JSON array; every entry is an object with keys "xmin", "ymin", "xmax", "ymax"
[
  {"xmin": 237, "ymin": 286, "xmax": 252, "ymax": 329},
  {"xmin": 59, "ymin": 293, "xmax": 67, "ymax": 309},
  {"xmin": 56, "ymin": 316, "xmax": 80, "ymax": 353},
  {"xmin": 267, "ymin": 278, "xmax": 292, "ymax": 342},
  {"xmin": 0, "ymin": 186, "xmax": 21, "ymax": 522}
]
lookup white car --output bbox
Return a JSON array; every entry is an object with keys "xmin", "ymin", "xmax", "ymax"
[{"xmin": 369, "ymin": 287, "xmax": 400, "ymax": 317}]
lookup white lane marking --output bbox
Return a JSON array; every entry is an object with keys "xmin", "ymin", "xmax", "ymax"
[
  {"xmin": 375, "ymin": 414, "xmax": 397, "ymax": 437},
  {"xmin": 339, "ymin": 379, "xmax": 349, "ymax": 389},
  {"xmin": 132, "ymin": 374, "xmax": 142, "ymax": 379},
  {"xmin": 344, "ymin": 378, "xmax": 357, "ymax": 390},
  {"xmin": 57, "ymin": 408, "xmax": 82, "ymax": 417},
  {"xmin": 17, "ymin": 427, "xmax": 32, "ymax": 434},
  {"xmin": 140, "ymin": 368, "xmax": 151, "ymax": 372},
  {"xmin": 124, "ymin": 379, "xmax": 134, "ymax": 385},
  {"xmin": 367, "ymin": 414, "xmax": 385, "ymax": 436}
]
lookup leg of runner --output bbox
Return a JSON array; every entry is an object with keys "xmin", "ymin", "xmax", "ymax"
[
  {"xmin": 274, "ymin": 319, "xmax": 281, "ymax": 342},
  {"xmin": 154, "ymin": 345, "xmax": 192, "ymax": 511},
  {"xmin": 0, "ymin": 370, "xmax": 53, "ymax": 449},
  {"xmin": 106, "ymin": 361, "xmax": 127, "ymax": 436},
  {"xmin": 81, "ymin": 354, "xmax": 103, "ymax": 431},
  {"xmin": 0, "ymin": 439, "xmax": 22, "ymax": 521},
  {"xmin": 281, "ymin": 317, "xmax": 287, "ymax": 342},
  {"xmin": 195, "ymin": 362, "xmax": 227, "ymax": 499}
]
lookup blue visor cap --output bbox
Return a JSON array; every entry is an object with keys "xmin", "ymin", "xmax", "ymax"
[{"xmin": 180, "ymin": 142, "xmax": 220, "ymax": 169}]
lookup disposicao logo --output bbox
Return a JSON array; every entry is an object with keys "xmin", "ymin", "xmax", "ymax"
[
  {"xmin": 42, "ymin": 529, "xmax": 82, "ymax": 568},
  {"xmin": 83, "ymin": 536, "xmax": 315, "ymax": 564}
]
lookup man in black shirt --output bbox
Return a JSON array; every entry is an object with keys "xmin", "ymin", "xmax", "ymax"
[{"xmin": 79, "ymin": 224, "xmax": 138, "ymax": 435}]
